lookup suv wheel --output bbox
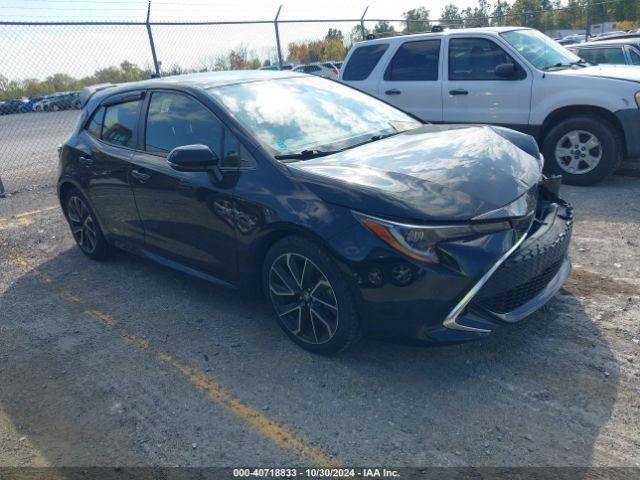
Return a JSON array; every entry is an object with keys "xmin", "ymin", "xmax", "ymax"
[
  {"xmin": 542, "ymin": 115, "xmax": 622, "ymax": 186},
  {"xmin": 63, "ymin": 188, "xmax": 111, "ymax": 260},
  {"xmin": 263, "ymin": 236, "xmax": 361, "ymax": 354}
]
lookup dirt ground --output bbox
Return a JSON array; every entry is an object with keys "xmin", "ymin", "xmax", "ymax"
[{"xmin": 0, "ymin": 176, "xmax": 638, "ymax": 468}]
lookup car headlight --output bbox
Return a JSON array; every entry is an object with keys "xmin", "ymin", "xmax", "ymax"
[
  {"xmin": 636, "ymin": 91, "xmax": 640, "ymax": 108},
  {"xmin": 354, "ymin": 212, "xmax": 511, "ymax": 264}
]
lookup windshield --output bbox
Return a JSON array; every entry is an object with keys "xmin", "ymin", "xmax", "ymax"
[
  {"xmin": 501, "ymin": 29, "xmax": 583, "ymax": 70},
  {"xmin": 208, "ymin": 76, "xmax": 421, "ymax": 158}
]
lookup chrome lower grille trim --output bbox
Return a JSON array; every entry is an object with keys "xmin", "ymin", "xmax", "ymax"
[{"xmin": 443, "ymin": 230, "xmax": 529, "ymax": 333}]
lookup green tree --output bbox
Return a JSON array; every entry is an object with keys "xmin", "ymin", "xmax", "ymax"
[
  {"xmin": 403, "ymin": 7, "xmax": 430, "ymax": 32},
  {"xmin": 373, "ymin": 20, "xmax": 396, "ymax": 36},
  {"xmin": 440, "ymin": 4, "xmax": 462, "ymax": 27}
]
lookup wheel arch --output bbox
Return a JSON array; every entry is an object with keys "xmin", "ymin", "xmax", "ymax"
[
  {"xmin": 539, "ymin": 105, "xmax": 626, "ymax": 154},
  {"xmin": 242, "ymin": 222, "xmax": 339, "ymax": 295}
]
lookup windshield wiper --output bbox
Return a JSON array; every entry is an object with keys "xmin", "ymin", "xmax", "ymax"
[
  {"xmin": 542, "ymin": 62, "xmax": 572, "ymax": 71},
  {"xmin": 274, "ymin": 149, "xmax": 339, "ymax": 161}
]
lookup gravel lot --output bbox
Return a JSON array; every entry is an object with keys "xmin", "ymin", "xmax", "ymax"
[{"xmin": 0, "ymin": 176, "xmax": 638, "ymax": 468}]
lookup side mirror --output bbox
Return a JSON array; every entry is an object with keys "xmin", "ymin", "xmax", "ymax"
[
  {"xmin": 167, "ymin": 144, "xmax": 223, "ymax": 181},
  {"xmin": 495, "ymin": 63, "xmax": 520, "ymax": 79}
]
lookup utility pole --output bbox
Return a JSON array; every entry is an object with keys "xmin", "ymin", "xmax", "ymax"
[
  {"xmin": 146, "ymin": 1, "xmax": 160, "ymax": 77},
  {"xmin": 274, "ymin": 5, "xmax": 283, "ymax": 69}
]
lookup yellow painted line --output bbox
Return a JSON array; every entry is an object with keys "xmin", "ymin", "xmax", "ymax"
[
  {"xmin": 0, "ymin": 205, "xmax": 59, "ymax": 230},
  {"xmin": 157, "ymin": 352, "xmax": 341, "ymax": 467},
  {"xmin": 9, "ymin": 250, "xmax": 341, "ymax": 467},
  {"xmin": 13, "ymin": 206, "xmax": 58, "ymax": 219}
]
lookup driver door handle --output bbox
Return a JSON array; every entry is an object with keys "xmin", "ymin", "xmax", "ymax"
[
  {"xmin": 131, "ymin": 169, "xmax": 151, "ymax": 183},
  {"xmin": 79, "ymin": 155, "xmax": 94, "ymax": 166},
  {"xmin": 385, "ymin": 89, "xmax": 401, "ymax": 95},
  {"xmin": 449, "ymin": 89, "xmax": 469, "ymax": 96}
]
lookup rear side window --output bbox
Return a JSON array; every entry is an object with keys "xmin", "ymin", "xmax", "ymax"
[
  {"xmin": 86, "ymin": 106, "xmax": 105, "ymax": 138},
  {"xmin": 385, "ymin": 40, "xmax": 441, "ymax": 81},
  {"xmin": 630, "ymin": 48, "xmax": 640, "ymax": 65},
  {"xmin": 583, "ymin": 47, "xmax": 626, "ymax": 64},
  {"xmin": 449, "ymin": 38, "xmax": 518, "ymax": 80},
  {"xmin": 145, "ymin": 91, "xmax": 223, "ymax": 156},
  {"xmin": 342, "ymin": 43, "xmax": 389, "ymax": 81},
  {"xmin": 102, "ymin": 100, "xmax": 141, "ymax": 148}
]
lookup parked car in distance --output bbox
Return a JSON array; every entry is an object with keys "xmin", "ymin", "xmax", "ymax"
[
  {"xmin": 568, "ymin": 38, "xmax": 640, "ymax": 66},
  {"xmin": 43, "ymin": 92, "xmax": 81, "ymax": 111},
  {"xmin": 58, "ymin": 71, "xmax": 572, "ymax": 354},
  {"xmin": 340, "ymin": 26, "xmax": 640, "ymax": 186},
  {"xmin": 293, "ymin": 62, "xmax": 339, "ymax": 79},
  {"xmin": 0, "ymin": 98, "xmax": 28, "ymax": 115}
]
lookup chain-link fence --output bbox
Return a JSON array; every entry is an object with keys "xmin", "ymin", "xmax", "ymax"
[{"xmin": 0, "ymin": 0, "xmax": 636, "ymax": 207}]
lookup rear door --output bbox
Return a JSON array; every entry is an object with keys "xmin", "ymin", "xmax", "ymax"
[
  {"xmin": 442, "ymin": 35, "xmax": 532, "ymax": 127},
  {"xmin": 377, "ymin": 38, "xmax": 443, "ymax": 122},
  {"xmin": 81, "ymin": 93, "xmax": 145, "ymax": 244},
  {"xmin": 130, "ymin": 90, "xmax": 239, "ymax": 282}
]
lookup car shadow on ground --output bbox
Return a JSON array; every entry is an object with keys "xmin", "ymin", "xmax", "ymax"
[{"xmin": 0, "ymin": 246, "xmax": 621, "ymax": 467}]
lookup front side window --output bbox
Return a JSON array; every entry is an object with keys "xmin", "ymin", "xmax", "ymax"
[
  {"xmin": 501, "ymin": 29, "xmax": 581, "ymax": 70},
  {"xmin": 449, "ymin": 38, "xmax": 518, "ymax": 80},
  {"xmin": 385, "ymin": 40, "xmax": 441, "ymax": 81},
  {"xmin": 209, "ymin": 75, "xmax": 421, "ymax": 158},
  {"xmin": 145, "ymin": 92, "xmax": 223, "ymax": 155},
  {"xmin": 102, "ymin": 100, "xmax": 140, "ymax": 148},
  {"xmin": 342, "ymin": 43, "xmax": 389, "ymax": 81},
  {"xmin": 630, "ymin": 48, "xmax": 640, "ymax": 65}
]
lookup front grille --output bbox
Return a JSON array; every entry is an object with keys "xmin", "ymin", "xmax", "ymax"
[
  {"xmin": 474, "ymin": 203, "xmax": 573, "ymax": 315},
  {"xmin": 477, "ymin": 259, "xmax": 563, "ymax": 313}
]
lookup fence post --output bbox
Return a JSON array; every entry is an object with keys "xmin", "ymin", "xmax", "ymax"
[
  {"xmin": 585, "ymin": 3, "xmax": 591, "ymax": 40},
  {"xmin": 0, "ymin": 176, "xmax": 6, "ymax": 198},
  {"xmin": 146, "ymin": 1, "xmax": 161, "ymax": 77},
  {"xmin": 274, "ymin": 5, "xmax": 283, "ymax": 69},
  {"xmin": 360, "ymin": 6, "xmax": 369, "ymax": 40}
]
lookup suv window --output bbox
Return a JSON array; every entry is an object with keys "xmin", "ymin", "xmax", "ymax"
[
  {"xmin": 630, "ymin": 48, "xmax": 640, "ymax": 65},
  {"xmin": 449, "ymin": 38, "xmax": 517, "ymax": 80},
  {"xmin": 342, "ymin": 43, "xmax": 389, "ymax": 81},
  {"xmin": 102, "ymin": 100, "xmax": 141, "ymax": 148},
  {"xmin": 385, "ymin": 40, "xmax": 441, "ymax": 81},
  {"xmin": 86, "ymin": 106, "xmax": 105, "ymax": 138},
  {"xmin": 578, "ymin": 47, "xmax": 626, "ymax": 64},
  {"xmin": 145, "ymin": 91, "xmax": 223, "ymax": 155}
]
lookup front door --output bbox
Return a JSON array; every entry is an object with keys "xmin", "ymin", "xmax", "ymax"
[
  {"xmin": 377, "ymin": 38, "xmax": 443, "ymax": 122},
  {"xmin": 442, "ymin": 36, "xmax": 532, "ymax": 127},
  {"xmin": 130, "ymin": 90, "xmax": 239, "ymax": 283}
]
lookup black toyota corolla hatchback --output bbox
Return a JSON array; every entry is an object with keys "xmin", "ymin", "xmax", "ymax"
[{"xmin": 57, "ymin": 71, "xmax": 572, "ymax": 354}]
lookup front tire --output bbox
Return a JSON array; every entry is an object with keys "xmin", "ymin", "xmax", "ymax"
[
  {"xmin": 63, "ymin": 188, "xmax": 111, "ymax": 260},
  {"xmin": 263, "ymin": 236, "xmax": 361, "ymax": 355},
  {"xmin": 542, "ymin": 115, "xmax": 622, "ymax": 186}
]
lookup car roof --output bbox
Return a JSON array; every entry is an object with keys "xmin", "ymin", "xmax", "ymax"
[
  {"xmin": 88, "ymin": 70, "xmax": 307, "ymax": 106},
  {"xmin": 572, "ymin": 38, "xmax": 640, "ymax": 47},
  {"xmin": 354, "ymin": 26, "xmax": 527, "ymax": 45}
]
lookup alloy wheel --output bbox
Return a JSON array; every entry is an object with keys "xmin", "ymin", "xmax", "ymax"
[
  {"xmin": 554, "ymin": 130, "xmax": 602, "ymax": 174},
  {"xmin": 268, "ymin": 253, "xmax": 339, "ymax": 345},
  {"xmin": 66, "ymin": 195, "xmax": 97, "ymax": 254}
]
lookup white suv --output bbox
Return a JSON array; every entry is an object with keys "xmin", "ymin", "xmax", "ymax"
[{"xmin": 339, "ymin": 27, "xmax": 640, "ymax": 185}]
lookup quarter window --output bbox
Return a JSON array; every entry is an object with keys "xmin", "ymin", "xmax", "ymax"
[
  {"xmin": 449, "ymin": 38, "xmax": 519, "ymax": 81},
  {"xmin": 145, "ymin": 92, "xmax": 223, "ymax": 155},
  {"xmin": 102, "ymin": 100, "xmax": 141, "ymax": 148},
  {"xmin": 630, "ymin": 48, "xmax": 640, "ymax": 65},
  {"xmin": 86, "ymin": 106, "xmax": 105, "ymax": 138},
  {"xmin": 385, "ymin": 40, "xmax": 441, "ymax": 81},
  {"xmin": 342, "ymin": 43, "xmax": 389, "ymax": 81}
]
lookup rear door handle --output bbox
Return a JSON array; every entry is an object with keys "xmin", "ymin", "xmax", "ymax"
[
  {"xmin": 131, "ymin": 169, "xmax": 151, "ymax": 183},
  {"xmin": 449, "ymin": 89, "xmax": 469, "ymax": 96},
  {"xmin": 385, "ymin": 89, "xmax": 401, "ymax": 95},
  {"xmin": 79, "ymin": 155, "xmax": 94, "ymax": 166}
]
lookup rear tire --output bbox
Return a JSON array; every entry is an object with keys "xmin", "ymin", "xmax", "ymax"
[
  {"xmin": 263, "ymin": 236, "xmax": 361, "ymax": 355},
  {"xmin": 542, "ymin": 115, "xmax": 622, "ymax": 186},
  {"xmin": 62, "ymin": 188, "xmax": 111, "ymax": 260}
]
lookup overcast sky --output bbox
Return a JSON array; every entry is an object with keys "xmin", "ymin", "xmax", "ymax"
[{"xmin": 0, "ymin": 0, "xmax": 494, "ymax": 80}]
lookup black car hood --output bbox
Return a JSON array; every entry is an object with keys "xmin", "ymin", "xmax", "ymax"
[{"xmin": 287, "ymin": 125, "xmax": 542, "ymax": 222}]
